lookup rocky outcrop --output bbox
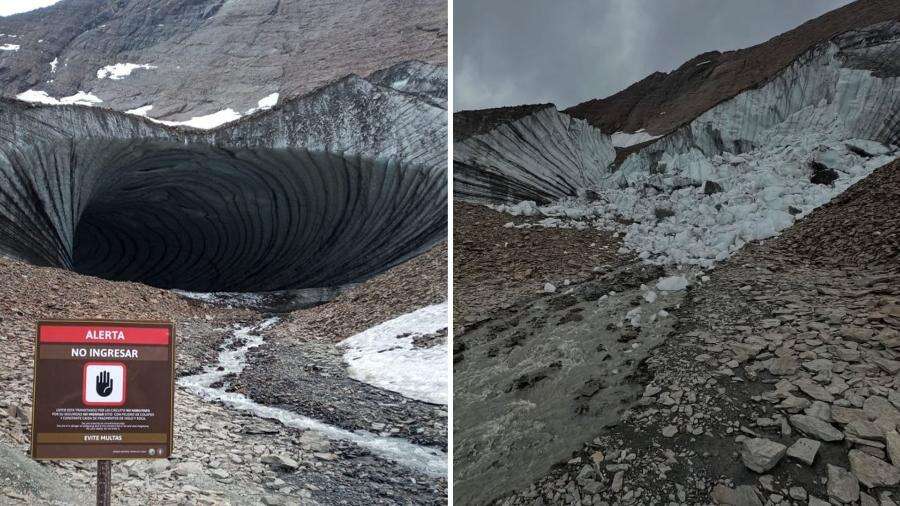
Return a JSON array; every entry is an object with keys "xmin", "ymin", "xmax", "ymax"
[
  {"xmin": 0, "ymin": 0, "xmax": 447, "ymax": 121},
  {"xmin": 564, "ymin": 0, "xmax": 900, "ymax": 136},
  {"xmin": 0, "ymin": 62, "xmax": 447, "ymax": 292}
]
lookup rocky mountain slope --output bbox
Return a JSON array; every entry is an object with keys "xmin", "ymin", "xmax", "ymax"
[
  {"xmin": 564, "ymin": 0, "xmax": 900, "ymax": 136},
  {"xmin": 0, "ymin": 0, "xmax": 447, "ymax": 122}
]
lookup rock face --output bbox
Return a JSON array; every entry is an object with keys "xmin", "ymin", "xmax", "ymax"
[
  {"xmin": 0, "ymin": 61, "xmax": 448, "ymax": 291},
  {"xmin": 0, "ymin": 0, "xmax": 446, "ymax": 121},
  {"xmin": 564, "ymin": 0, "xmax": 900, "ymax": 136}
]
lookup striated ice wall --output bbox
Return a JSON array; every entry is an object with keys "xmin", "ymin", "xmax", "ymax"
[{"xmin": 454, "ymin": 106, "xmax": 616, "ymax": 204}]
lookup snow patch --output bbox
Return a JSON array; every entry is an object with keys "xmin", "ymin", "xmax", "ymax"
[
  {"xmin": 340, "ymin": 303, "xmax": 448, "ymax": 405},
  {"xmin": 245, "ymin": 92, "xmax": 279, "ymax": 114},
  {"xmin": 611, "ymin": 129, "xmax": 661, "ymax": 148},
  {"xmin": 125, "ymin": 104, "xmax": 153, "ymax": 117},
  {"xmin": 153, "ymin": 108, "xmax": 242, "ymax": 129},
  {"xmin": 0, "ymin": 44, "xmax": 20, "ymax": 51},
  {"xmin": 49, "ymin": 57, "xmax": 58, "ymax": 72},
  {"xmin": 97, "ymin": 63, "xmax": 157, "ymax": 80},
  {"xmin": 16, "ymin": 89, "xmax": 103, "ymax": 106}
]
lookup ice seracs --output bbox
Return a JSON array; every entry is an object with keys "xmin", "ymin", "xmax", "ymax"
[{"xmin": 454, "ymin": 105, "xmax": 616, "ymax": 204}]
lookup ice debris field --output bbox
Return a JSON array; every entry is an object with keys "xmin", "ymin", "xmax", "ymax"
[{"xmin": 496, "ymin": 136, "xmax": 898, "ymax": 269}]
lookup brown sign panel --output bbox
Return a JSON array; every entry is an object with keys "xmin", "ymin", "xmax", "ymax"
[{"xmin": 31, "ymin": 320, "xmax": 175, "ymax": 460}]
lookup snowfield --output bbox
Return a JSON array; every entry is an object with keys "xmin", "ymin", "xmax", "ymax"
[
  {"xmin": 125, "ymin": 104, "xmax": 153, "ymax": 116},
  {"xmin": 16, "ymin": 89, "xmax": 103, "ymax": 106},
  {"xmin": 97, "ymin": 63, "xmax": 157, "ymax": 80},
  {"xmin": 246, "ymin": 92, "xmax": 279, "ymax": 114},
  {"xmin": 154, "ymin": 108, "xmax": 242, "ymax": 129},
  {"xmin": 340, "ymin": 303, "xmax": 449, "ymax": 405},
  {"xmin": 611, "ymin": 129, "xmax": 661, "ymax": 148}
]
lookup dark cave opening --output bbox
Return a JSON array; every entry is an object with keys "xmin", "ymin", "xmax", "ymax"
[{"xmin": 1, "ymin": 141, "xmax": 446, "ymax": 293}]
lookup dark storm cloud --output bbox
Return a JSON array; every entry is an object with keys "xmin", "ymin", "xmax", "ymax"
[{"xmin": 454, "ymin": 0, "xmax": 853, "ymax": 111}]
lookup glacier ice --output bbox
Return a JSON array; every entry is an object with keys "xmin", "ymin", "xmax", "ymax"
[
  {"xmin": 455, "ymin": 21, "xmax": 900, "ymax": 268},
  {"xmin": 454, "ymin": 106, "xmax": 616, "ymax": 204}
]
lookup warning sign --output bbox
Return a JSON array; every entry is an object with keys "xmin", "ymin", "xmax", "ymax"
[{"xmin": 31, "ymin": 321, "xmax": 175, "ymax": 459}]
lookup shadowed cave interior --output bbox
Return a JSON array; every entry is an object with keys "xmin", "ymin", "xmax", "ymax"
[{"xmin": 0, "ymin": 140, "xmax": 446, "ymax": 292}]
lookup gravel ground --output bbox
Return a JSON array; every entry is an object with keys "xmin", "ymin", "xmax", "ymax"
[
  {"xmin": 269, "ymin": 242, "xmax": 447, "ymax": 342},
  {"xmin": 0, "ymin": 250, "xmax": 449, "ymax": 505},
  {"xmin": 231, "ymin": 336, "xmax": 448, "ymax": 450},
  {"xmin": 453, "ymin": 202, "xmax": 629, "ymax": 324},
  {"xmin": 485, "ymin": 158, "xmax": 900, "ymax": 505}
]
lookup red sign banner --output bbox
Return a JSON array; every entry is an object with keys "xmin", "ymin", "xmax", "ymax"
[
  {"xmin": 32, "ymin": 320, "xmax": 175, "ymax": 460},
  {"xmin": 39, "ymin": 324, "xmax": 171, "ymax": 345}
]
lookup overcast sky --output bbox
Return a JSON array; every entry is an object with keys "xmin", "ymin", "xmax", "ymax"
[
  {"xmin": 0, "ymin": 0, "xmax": 62, "ymax": 17},
  {"xmin": 454, "ymin": 0, "xmax": 854, "ymax": 111}
]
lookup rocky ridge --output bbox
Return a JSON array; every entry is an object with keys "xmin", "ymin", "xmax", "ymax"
[
  {"xmin": 564, "ymin": 0, "xmax": 900, "ymax": 136},
  {"xmin": 0, "ymin": 0, "xmax": 447, "ymax": 122}
]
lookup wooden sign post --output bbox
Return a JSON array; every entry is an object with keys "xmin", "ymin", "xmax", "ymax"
[{"xmin": 31, "ymin": 320, "xmax": 175, "ymax": 504}]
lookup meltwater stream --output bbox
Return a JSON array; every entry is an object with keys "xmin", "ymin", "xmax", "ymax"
[{"xmin": 177, "ymin": 317, "xmax": 448, "ymax": 478}]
